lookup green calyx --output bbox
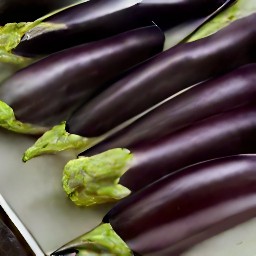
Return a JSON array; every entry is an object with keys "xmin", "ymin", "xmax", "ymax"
[
  {"xmin": 0, "ymin": 22, "xmax": 36, "ymax": 66},
  {"xmin": 62, "ymin": 148, "xmax": 133, "ymax": 206},
  {"xmin": 20, "ymin": 0, "xmax": 89, "ymax": 42},
  {"xmin": 23, "ymin": 122, "xmax": 96, "ymax": 162},
  {"xmin": 187, "ymin": 0, "xmax": 256, "ymax": 42},
  {"xmin": 0, "ymin": 22, "xmax": 36, "ymax": 52},
  {"xmin": 0, "ymin": 0, "xmax": 85, "ymax": 65},
  {"xmin": 52, "ymin": 223, "xmax": 132, "ymax": 256},
  {"xmin": 0, "ymin": 100, "xmax": 48, "ymax": 135}
]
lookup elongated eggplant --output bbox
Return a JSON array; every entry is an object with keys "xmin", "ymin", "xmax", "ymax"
[
  {"xmin": 84, "ymin": 63, "xmax": 256, "ymax": 156},
  {"xmin": 0, "ymin": 0, "xmax": 76, "ymax": 25},
  {"xmin": 62, "ymin": 103, "xmax": 256, "ymax": 206},
  {"xmin": 67, "ymin": 13, "xmax": 256, "ymax": 139},
  {"xmin": 13, "ymin": 0, "xmax": 231, "ymax": 56},
  {"xmin": 138, "ymin": 0, "xmax": 228, "ymax": 29},
  {"xmin": 23, "ymin": 13, "xmax": 256, "ymax": 160},
  {"xmin": 52, "ymin": 155, "xmax": 256, "ymax": 256},
  {"xmin": 13, "ymin": 0, "xmax": 145, "ymax": 56},
  {"xmin": 0, "ymin": 25, "xmax": 164, "ymax": 135}
]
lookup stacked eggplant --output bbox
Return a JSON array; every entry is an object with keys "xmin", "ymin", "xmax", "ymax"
[
  {"xmin": 1, "ymin": 0, "xmax": 256, "ymax": 255},
  {"xmin": 23, "ymin": 5, "xmax": 256, "ymax": 160},
  {"xmin": 52, "ymin": 8, "xmax": 256, "ymax": 256},
  {"xmin": 0, "ymin": 25, "xmax": 165, "ymax": 134},
  {"xmin": 53, "ymin": 155, "xmax": 256, "ymax": 256},
  {"xmin": 13, "ymin": 0, "xmax": 231, "ymax": 56},
  {"xmin": 0, "ymin": 0, "xmax": 233, "ymax": 136}
]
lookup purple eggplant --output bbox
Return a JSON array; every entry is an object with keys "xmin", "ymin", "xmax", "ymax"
[
  {"xmin": 0, "ymin": 25, "xmax": 164, "ymax": 134},
  {"xmin": 85, "ymin": 63, "xmax": 256, "ymax": 156},
  {"xmin": 0, "ymin": 0, "xmax": 75, "ymax": 25},
  {"xmin": 23, "ymin": 13, "xmax": 256, "ymax": 160},
  {"xmin": 13, "ymin": 0, "xmax": 146, "ymax": 56},
  {"xmin": 138, "ymin": 0, "xmax": 229, "ymax": 29},
  {"xmin": 13, "ymin": 0, "xmax": 230, "ymax": 56},
  {"xmin": 53, "ymin": 154, "xmax": 256, "ymax": 256},
  {"xmin": 62, "ymin": 103, "xmax": 256, "ymax": 206},
  {"xmin": 68, "ymin": 13, "xmax": 256, "ymax": 138}
]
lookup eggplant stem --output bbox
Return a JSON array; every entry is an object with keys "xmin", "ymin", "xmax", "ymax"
[
  {"xmin": 0, "ymin": 100, "xmax": 48, "ymax": 135},
  {"xmin": 62, "ymin": 148, "xmax": 133, "ymax": 206},
  {"xmin": 51, "ymin": 223, "xmax": 132, "ymax": 256},
  {"xmin": 186, "ymin": 0, "xmax": 255, "ymax": 42},
  {"xmin": 22, "ymin": 122, "xmax": 96, "ymax": 162}
]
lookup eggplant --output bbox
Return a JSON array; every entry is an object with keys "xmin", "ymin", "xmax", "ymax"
[
  {"xmin": 84, "ymin": 63, "xmax": 256, "ymax": 156},
  {"xmin": 23, "ymin": 13, "xmax": 256, "ymax": 160},
  {"xmin": 138, "ymin": 0, "xmax": 229, "ymax": 29},
  {"xmin": 0, "ymin": 25, "xmax": 164, "ymax": 135},
  {"xmin": 13, "ymin": 0, "xmax": 231, "ymax": 56},
  {"xmin": 0, "ymin": 0, "xmax": 76, "ymax": 25},
  {"xmin": 62, "ymin": 103, "xmax": 256, "ymax": 206},
  {"xmin": 52, "ymin": 154, "xmax": 256, "ymax": 256},
  {"xmin": 13, "ymin": 0, "xmax": 146, "ymax": 56},
  {"xmin": 67, "ymin": 13, "xmax": 256, "ymax": 139}
]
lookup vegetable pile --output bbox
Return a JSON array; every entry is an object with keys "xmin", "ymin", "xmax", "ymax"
[{"xmin": 1, "ymin": 0, "xmax": 256, "ymax": 255}]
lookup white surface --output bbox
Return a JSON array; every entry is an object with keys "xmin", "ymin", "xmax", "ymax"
[
  {"xmin": 1, "ymin": 129, "xmax": 256, "ymax": 256},
  {"xmin": 0, "ymin": 129, "xmax": 112, "ymax": 255}
]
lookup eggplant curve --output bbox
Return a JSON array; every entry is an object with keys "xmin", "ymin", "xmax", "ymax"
[
  {"xmin": 13, "ymin": 0, "xmax": 230, "ymax": 56},
  {"xmin": 84, "ymin": 63, "xmax": 256, "ymax": 156},
  {"xmin": 0, "ymin": 25, "xmax": 164, "ymax": 135},
  {"xmin": 63, "ymin": 103, "xmax": 256, "ymax": 206},
  {"xmin": 68, "ymin": 13, "xmax": 256, "ymax": 138},
  {"xmin": 23, "ymin": 13, "xmax": 256, "ymax": 160},
  {"xmin": 52, "ymin": 154, "xmax": 256, "ymax": 256}
]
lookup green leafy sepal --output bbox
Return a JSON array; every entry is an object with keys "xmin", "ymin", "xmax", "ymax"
[
  {"xmin": 23, "ymin": 122, "xmax": 95, "ymax": 162},
  {"xmin": 52, "ymin": 223, "xmax": 132, "ymax": 256},
  {"xmin": 62, "ymin": 148, "xmax": 133, "ymax": 206},
  {"xmin": 0, "ymin": 100, "xmax": 48, "ymax": 135}
]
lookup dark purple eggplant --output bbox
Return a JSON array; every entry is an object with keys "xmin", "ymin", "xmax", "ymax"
[
  {"xmin": 13, "ymin": 0, "xmax": 231, "ymax": 56},
  {"xmin": 138, "ymin": 0, "xmax": 229, "ymax": 29},
  {"xmin": 67, "ymin": 13, "xmax": 256, "ymax": 139},
  {"xmin": 62, "ymin": 103, "xmax": 256, "ymax": 206},
  {"xmin": 53, "ymin": 154, "xmax": 256, "ymax": 256},
  {"xmin": 0, "ymin": 0, "xmax": 76, "ymax": 25},
  {"xmin": 0, "ymin": 25, "xmax": 164, "ymax": 134},
  {"xmin": 13, "ymin": 0, "xmax": 146, "ymax": 56},
  {"xmin": 22, "ymin": 13, "xmax": 256, "ymax": 160},
  {"xmin": 85, "ymin": 63, "xmax": 256, "ymax": 156}
]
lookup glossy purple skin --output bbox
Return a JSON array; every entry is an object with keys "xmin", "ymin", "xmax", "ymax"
[
  {"xmin": 119, "ymin": 104, "xmax": 256, "ymax": 191},
  {"xmin": 14, "ymin": 0, "xmax": 146, "ymax": 56},
  {"xmin": 0, "ymin": 25, "xmax": 164, "ymax": 127},
  {"xmin": 84, "ymin": 63, "xmax": 256, "ymax": 156},
  {"xmin": 13, "ymin": 0, "xmax": 228, "ymax": 56},
  {"xmin": 105, "ymin": 155, "xmax": 256, "ymax": 255},
  {"xmin": 138, "ymin": 0, "xmax": 228, "ymax": 29},
  {"xmin": 68, "ymin": 13, "xmax": 256, "ymax": 138},
  {"xmin": 0, "ymin": 0, "xmax": 75, "ymax": 24}
]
